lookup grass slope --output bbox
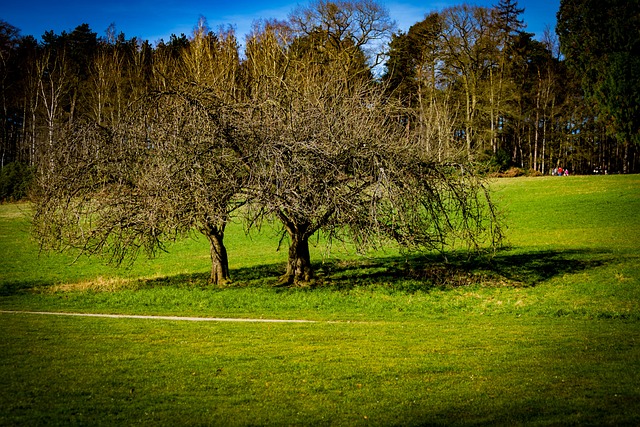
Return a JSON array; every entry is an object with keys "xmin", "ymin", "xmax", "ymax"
[{"xmin": 1, "ymin": 174, "xmax": 639, "ymax": 425}]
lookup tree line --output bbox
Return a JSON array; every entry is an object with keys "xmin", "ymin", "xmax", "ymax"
[
  {"xmin": 383, "ymin": 0, "xmax": 639, "ymax": 175},
  {"xmin": 1, "ymin": 0, "xmax": 638, "ymax": 184}
]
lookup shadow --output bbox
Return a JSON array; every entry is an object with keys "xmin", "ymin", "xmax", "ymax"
[
  {"xmin": 231, "ymin": 262, "xmax": 288, "ymax": 284},
  {"xmin": 283, "ymin": 248, "xmax": 615, "ymax": 293},
  {"xmin": 488, "ymin": 249, "xmax": 612, "ymax": 286},
  {"xmin": 138, "ymin": 262, "xmax": 288, "ymax": 290},
  {"xmin": 0, "ymin": 281, "xmax": 43, "ymax": 297},
  {"xmin": 0, "ymin": 248, "xmax": 617, "ymax": 296}
]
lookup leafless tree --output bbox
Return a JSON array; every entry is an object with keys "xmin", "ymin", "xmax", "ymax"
[
  {"xmin": 439, "ymin": 5, "xmax": 496, "ymax": 159},
  {"xmin": 32, "ymin": 86, "xmax": 248, "ymax": 284},
  {"xmin": 289, "ymin": 0, "xmax": 395, "ymax": 69},
  {"xmin": 32, "ymin": 28, "xmax": 246, "ymax": 285},
  {"xmin": 243, "ymin": 21, "xmax": 502, "ymax": 285}
]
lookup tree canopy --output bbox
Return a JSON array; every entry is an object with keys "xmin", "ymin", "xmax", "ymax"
[{"xmin": 557, "ymin": 0, "xmax": 640, "ymax": 154}]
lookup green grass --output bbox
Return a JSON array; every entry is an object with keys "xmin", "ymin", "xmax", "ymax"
[
  {"xmin": 2, "ymin": 314, "xmax": 638, "ymax": 426},
  {"xmin": 1, "ymin": 174, "xmax": 639, "ymax": 425}
]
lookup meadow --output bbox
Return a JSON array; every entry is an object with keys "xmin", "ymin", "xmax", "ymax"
[{"xmin": 1, "ymin": 174, "xmax": 639, "ymax": 425}]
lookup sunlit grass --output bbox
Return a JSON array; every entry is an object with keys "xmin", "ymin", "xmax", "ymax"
[
  {"xmin": 1, "ymin": 174, "xmax": 639, "ymax": 425},
  {"xmin": 2, "ymin": 312, "xmax": 638, "ymax": 426},
  {"xmin": 492, "ymin": 175, "xmax": 640, "ymax": 249}
]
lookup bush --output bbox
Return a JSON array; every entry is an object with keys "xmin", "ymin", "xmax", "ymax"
[
  {"xmin": 0, "ymin": 162, "xmax": 35, "ymax": 202},
  {"xmin": 488, "ymin": 167, "xmax": 544, "ymax": 178},
  {"xmin": 488, "ymin": 167, "xmax": 524, "ymax": 178}
]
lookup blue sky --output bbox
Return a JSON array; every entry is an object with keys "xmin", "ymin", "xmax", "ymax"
[{"xmin": 3, "ymin": 0, "xmax": 559, "ymax": 46}]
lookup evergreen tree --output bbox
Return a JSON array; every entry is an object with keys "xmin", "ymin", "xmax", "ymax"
[{"xmin": 558, "ymin": 0, "xmax": 640, "ymax": 171}]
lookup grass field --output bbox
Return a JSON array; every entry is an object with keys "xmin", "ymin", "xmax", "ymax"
[{"xmin": 1, "ymin": 175, "xmax": 639, "ymax": 425}]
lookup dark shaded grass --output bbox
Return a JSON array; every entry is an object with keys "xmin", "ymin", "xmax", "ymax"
[{"xmin": 0, "ymin": 247, "xmax": 616, "ymax": 296}]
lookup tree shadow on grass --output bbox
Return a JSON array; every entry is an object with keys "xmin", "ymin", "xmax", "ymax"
[
  {"xmin": 487, "ymin": 249, "xmax": 612, "ymax": 286},
  {"xmin": 0, "ymin": 248, "xmax": 616, "ymax": 296},
  {"xmin": 135, "ymin": 263, "xmax": 287, "ymax": 290},
  {"xmin": 291, "ymin": 248, "xmax": 615, "ymax": 292},
  {"xmin": 142, "ymin": 247, "xmax": 615, "ymax": 293}
]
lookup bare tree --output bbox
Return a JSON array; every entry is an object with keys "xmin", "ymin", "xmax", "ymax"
[
  {"xmin": 32, "ymin": 87, "xmax": 247, "ymax": 284},
  {"xmin": 244, "ymin": 76, "xmax": 395, "ymax": 283},
  {"xmin": 243, "ymin": 21, "xmax": 502, "ymax": 285},
  {"xmin": 89, "ymin": 44, "xmax": 123, "ymax": 126},
  {"xmin": 32, "ymin": 27, "xmax": 246, "ymax": 285},
  {"xmin": 289, "ymin": 0, "xmax": 395, "ymax": 69},
  {"xmin": 36, "ymin": 46, "xmax": 69, "ymax": 151},
  {"xmin": 439, "ymin": 5, "xmax": 496, "ymax": 159}
]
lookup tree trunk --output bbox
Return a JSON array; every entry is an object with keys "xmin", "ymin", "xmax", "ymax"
[
  {"xmin": 465, "ymin": 85, "xmax": 473, "ymax": 160},
  {"xmin": 281, "ymin": 230, "xmax": 313, "ymax": 285},
  {"xmin": 533, "ymin": 73, "xmax": 541, "ymax": 172},
  {"xmin": 202, "ymin": 225, "xmax": 231, "ymax": 286},
  {"xmin": 623, "ymin": 140, "xmax": 629, "ymax": 174},
  {"xmin": 274, "ymin": 211, "xmax": 315, "ymax": 286}
]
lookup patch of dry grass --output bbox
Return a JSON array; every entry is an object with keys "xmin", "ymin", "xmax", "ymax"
[{"xmin": 33, "ymin": 276, "xmax": 141, "ymax": 294}]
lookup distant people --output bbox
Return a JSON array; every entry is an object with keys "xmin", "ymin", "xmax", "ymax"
[
  {"xmin": 553, "ymin": 167, "xmax": 558, "ymax": 176},
  {"xmin": 558, "ymin": 167, "xmax": 563, "ymax": 176},
  {"xmin": 564, "ymin": 168, "xmax": 569, "ymax": 176}
]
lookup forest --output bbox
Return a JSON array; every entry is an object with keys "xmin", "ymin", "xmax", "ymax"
[{"xmin": 1, "ymin": 0, "xmax": 638, "ymax": 189}]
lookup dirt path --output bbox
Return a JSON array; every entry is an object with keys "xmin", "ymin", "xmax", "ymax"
[{"xmin": 0, "ymin": 310, "xmax": 316, "ymax": 323}]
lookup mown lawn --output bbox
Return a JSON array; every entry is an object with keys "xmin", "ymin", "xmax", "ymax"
[{"xmin": 1, "ymin": 174, "xmax": 639, "ymax": 425}]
